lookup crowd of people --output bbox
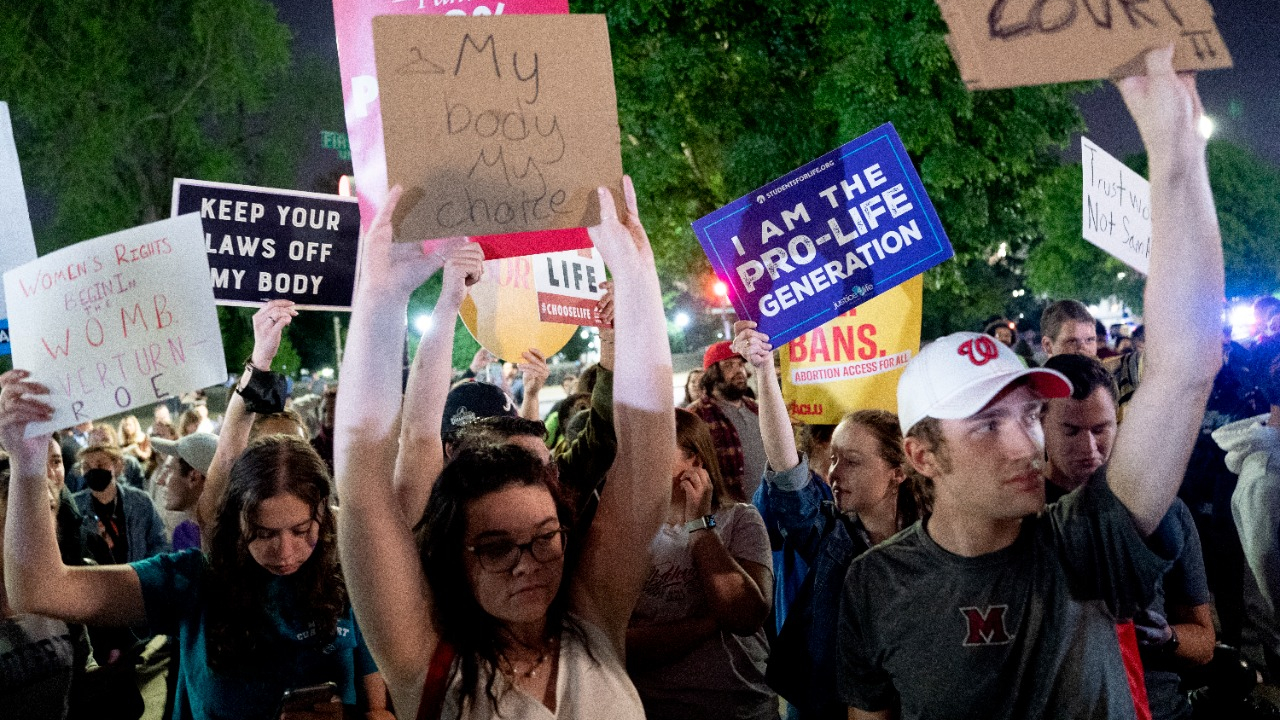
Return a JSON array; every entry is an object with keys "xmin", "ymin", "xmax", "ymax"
[{"xmin": 1, "ymin": 47, "xmax": 1278, "ymax": 720}]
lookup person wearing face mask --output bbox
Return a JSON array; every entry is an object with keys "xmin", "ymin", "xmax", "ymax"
[
  {"xmin": 70, "ymin": 443, "xmax": 169, "ymax": 566},
  {"xmin": 740, "ymin": 321, "xmax": 927, "ymax": 720}
]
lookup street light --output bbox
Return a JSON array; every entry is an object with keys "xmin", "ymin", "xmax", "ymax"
[
  {"xmin": 1198, "ymin": 115, "xmax": 1215, "ymax": 140},
  {"xmin": 414, "ymin": 314, "xmax": 433, "ymax": 334},
  {"xmin": 674, "ymin": 311, "xmax": 691, "ymax": 329}
]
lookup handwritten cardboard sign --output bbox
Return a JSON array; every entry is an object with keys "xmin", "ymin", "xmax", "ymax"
[
  {"xmin": 171, "ymin": 179, "xmax": 363, "ymax": 310},
  {"xmin": 372, "ymin": 14, "xmax": 624, "ymax": 245},
  {"xmin": 3, "ymin": 214, "xmax": 226, "ymax": 435},
  {"xmin": 332, "ymin": 0, "xmax": 589, "ymax": 260},
  {"xmin": 692, "ymin": 123, "xmax": 953, "ymax": 349},
  {"xmin": 1081, "ymin": 137, "xmax": 1151, "ymax": 274},
  {"xmin": 532, "ymin": 246, "xmax": 607, "ymax": 327},
  {"xmin": 935, "ymin": 0, "xmax": 1232, "ymax": 90},
  {"xmin": 0, "ymin": 101, "xmax": 39, "ymax": 354},
  {"xmin": 781, "ymin": 275, "xmax": 923, "ymax": 422}
]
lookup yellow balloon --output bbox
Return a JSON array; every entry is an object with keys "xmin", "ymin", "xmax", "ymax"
[{"xmin": 459, "ymin": 255, "xmax": 578, "ymax": 362}]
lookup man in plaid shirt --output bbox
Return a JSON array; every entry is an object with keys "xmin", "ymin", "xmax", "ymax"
[{"xmin": 688, "ymin": 341, "xmax": 765, "ymax": 502}]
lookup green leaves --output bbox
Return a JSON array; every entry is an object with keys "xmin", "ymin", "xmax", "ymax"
[{"xmin": 578, "ymin": 0, "xmax": 1090, "ymax": 333}]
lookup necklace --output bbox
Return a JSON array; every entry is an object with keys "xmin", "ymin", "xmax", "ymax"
[{"xmin": 499, "ymin": 636, "xmax": 559, "ymax": 680}]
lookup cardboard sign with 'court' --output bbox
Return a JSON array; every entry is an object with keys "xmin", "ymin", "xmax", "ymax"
[
  {"xmin": 692, "ymin": 123, "xmax": 953, "ymax": 349},
  {"xmin": 171, "ymin": 179, "xmax": 363, "ymax": 310},
  {"xmin": 3, "ymin": 214, "xmax": 226, "ymax": 436},
  {"xmin": 372, "ymin": 15, "xmax": 624, "ymax": 245},
  {"xmin": 1081, "ymin": 137, "xmax": 1151, "ymax": 274},
  {"xmin": 532, "ymin": 247, "xmax": 607, "ymax": 327},
  {"xmin": 935, "ymin": 0, "xmax": 1232, "ymax": 90},
  {"xmin": 0, "ymin": 101, "xmax": 38, "ymax": 354}
]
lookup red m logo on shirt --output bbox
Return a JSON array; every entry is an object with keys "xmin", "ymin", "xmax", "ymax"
[{"xmin": 960, "ymin": 605, "xmax": 1012, "ymax": 646}]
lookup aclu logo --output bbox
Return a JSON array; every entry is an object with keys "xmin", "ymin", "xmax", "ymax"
[{"xmin": 788, "ymin": 401, "xmax": 824, "ymax": 416}]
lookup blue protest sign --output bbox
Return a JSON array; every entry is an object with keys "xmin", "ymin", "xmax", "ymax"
[
  {"xmin": 171, "ymin": 179, "xmax": 362, "ymax": 311},
  {"xmin": 0, "ymin": 318, "xmax": 10, "ymax": 355},
  {"xmin": 692, "ymin": 123, "xmax": 952, "ymax": 347}
]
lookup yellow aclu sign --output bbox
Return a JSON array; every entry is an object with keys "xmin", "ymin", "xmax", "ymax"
[{"xmin": 781, "ymin": 275, "xmax": 922, "ymax": 423}]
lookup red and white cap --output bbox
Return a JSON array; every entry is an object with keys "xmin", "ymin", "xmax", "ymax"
[{"xmin": 896, "ymin": 332, "xmax": 1072, "ymax": 435}]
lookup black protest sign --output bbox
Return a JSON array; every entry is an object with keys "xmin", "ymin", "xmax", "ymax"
[{"xmin": 171, "ymin": 180, "xmax": 362, "ymax": 310}]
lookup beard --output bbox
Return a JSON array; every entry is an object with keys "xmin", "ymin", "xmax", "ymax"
[{"xmin": 717, "ymin": 379, "xmax": 746, "ymax": 402}]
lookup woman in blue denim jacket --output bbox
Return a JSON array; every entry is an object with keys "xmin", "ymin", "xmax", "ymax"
[{"xmin": 737, "ymin": 321, "xmax": 927, "ymax": 720}]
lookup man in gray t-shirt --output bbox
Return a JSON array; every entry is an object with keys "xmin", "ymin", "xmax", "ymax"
[{"xmin": 837, "ymin": 49, "xmax": 1226, "ymax": 720}]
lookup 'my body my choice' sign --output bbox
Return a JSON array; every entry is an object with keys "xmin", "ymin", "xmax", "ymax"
[
  {"xmin": 693, "ymin": 123, "xmax": 953, "ymax": 347},
  {"xmin": 172, "ymin": 179, "xmax": 362, "ymax": 310}
]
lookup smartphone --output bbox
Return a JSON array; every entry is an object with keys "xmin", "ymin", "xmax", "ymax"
[{"xmin": 277, "ymin": 682, "xmax": 338, "ymax": 718}]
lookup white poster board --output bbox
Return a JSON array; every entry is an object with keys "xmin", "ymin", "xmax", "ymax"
[
  {"xmin": 3, "ymin": 214, "xmax": 226, "ymax": 435},
  {"xmin": 0, "ymin": 102, "xmax": 38, "ymax": 328},
  {"xmin": 531, "ymin": 247, "xmax": 607, "ymax": 327},
  {"xmin": 1082, "ymin": 136, "xmax": 1151, "ymax": 275}
]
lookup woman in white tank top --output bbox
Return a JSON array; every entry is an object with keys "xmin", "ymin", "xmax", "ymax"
[{"xmin": 334, "ymin": 178, "xmax": 674, "ymax": 719}]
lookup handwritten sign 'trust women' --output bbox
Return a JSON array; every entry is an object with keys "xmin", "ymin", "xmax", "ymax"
[
  {"xmin": 372, "ymin": 14, "xmax": 624, "ymax": 244},
  {"xmin": 3, "ymin": 214, "xmax": 226, "ymax": 436}
]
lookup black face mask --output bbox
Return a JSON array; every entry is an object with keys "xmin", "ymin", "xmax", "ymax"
[{"xmin": 84, "ymin": 468, "xmax": 114, "ymax": 492}]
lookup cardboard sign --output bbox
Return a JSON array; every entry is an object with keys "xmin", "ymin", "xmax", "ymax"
[
  {"xmin": 532, "ymin": 246, "xmax": 607, "ymax": 326},
  {"xmin": 781, "ymin": 275, "xmax": 923, "ymax": 423},
  {"xmin": 692, "ymin": 123, "xmax": 952, "ymax": 349},
  {"xmin": 0, "ymin": 101, "xmax": 39, "ymax": 352},
  {"xmin": 171, "ymin": 179, "xmax": 363, "ymax": 310},
  {"xmin": 935, "ymin": 0, "xmax": 1232, "ymax": 90},
  {"xmin": 459, "ymin": 254, "xmax": 577, "ymax": 362},
  {"xmin": 332, "ymin": 0, "xmax": 596, "ymax": 260},
  {"xmin": 3, "ymin": 214, "xmax": 226, "ymax": 436},
  {"xmin": 372, "ymin": 15, "xmax": 624, "ymax": 243},
  {"xmin": 1081, "ymin": 137, "xmax": 1151, "ymax": 274}
]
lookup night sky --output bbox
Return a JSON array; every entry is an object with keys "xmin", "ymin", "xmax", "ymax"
[{"xmin": 272, "ymin": 0, "xmax": 1280, "ymax": 180}]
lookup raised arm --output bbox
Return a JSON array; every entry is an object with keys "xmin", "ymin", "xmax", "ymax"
[
  {"xmin": 733, "ymin": 321, "xmax": 798, "ymax": 472},
  {"xmin": 0, "ymin": 370, "xmax": 145, "ymax": 627},
  {"xmin": 1107, "ymin": 47, "xmax": 1224, "ymax": 535},
  {"xmin": 570, "ymin": 177, "xmax": 675, "ymax": 650},
  {"xmin": 517, "ymin": 348, "xmax": 549, "ymax": 422},
  {"xmin": 392, "ymin": 242, "xmax": 485, "ymax": 525},
  {"xmin": 197, "ymin": 299, "xmax": 296, "ymax": 546},
  {"xmin": 334, "ymin": 185, "xmax": 464, "ymax": 705}
]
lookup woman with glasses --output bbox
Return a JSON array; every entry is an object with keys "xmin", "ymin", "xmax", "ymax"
[
  {"xmin": 626, "ymin": 408, "xmax": 777, "ymax": 719},
  {"xmin": 334, "ymin": 180, "xmax": 674, "ymax": 718}
]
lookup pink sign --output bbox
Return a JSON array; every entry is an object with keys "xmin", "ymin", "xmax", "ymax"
[{"xmin": 333, "ymin": 0, "xmax": 588, "ymax": 260}]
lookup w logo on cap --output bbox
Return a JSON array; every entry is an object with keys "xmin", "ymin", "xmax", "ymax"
[{"xmin": 957, "ymin": 336, "xmax": 1000, "ymax": 366}]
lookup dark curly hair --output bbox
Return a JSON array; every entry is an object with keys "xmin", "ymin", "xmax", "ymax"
[
  {"xmin": 204, "ymin": 435, "xmax": 346, "ymax": 673},
  {"xmin": 415, "ymin": 444, "xmax": 581, "ymax": 712}
]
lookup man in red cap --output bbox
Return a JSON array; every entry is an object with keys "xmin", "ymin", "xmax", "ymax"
[{"xmin": 688, "ymin": 340, "xmax": 764, "ymax": 501}]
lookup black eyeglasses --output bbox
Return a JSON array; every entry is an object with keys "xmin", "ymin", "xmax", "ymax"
[{"xmin": 467, "ymin": 527, "xmax": 567, "ymax": 573}]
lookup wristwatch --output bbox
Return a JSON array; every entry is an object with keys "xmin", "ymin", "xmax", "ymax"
[{"xmin": 684, "ymin": 515, "xmax": 717, "ymax": 534}]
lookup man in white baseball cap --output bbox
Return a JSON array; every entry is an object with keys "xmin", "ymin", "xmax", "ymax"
[
  {"xmin": 837, "ymin": 48, "xmax": 1226, "ymax": 720},
  {"xmin": 150, "ymin": 432, "xmax": 217, "ymax": 551}
]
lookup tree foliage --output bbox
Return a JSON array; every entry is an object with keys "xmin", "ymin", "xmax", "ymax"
[
  {"xmin": 0, "ymin": 0, "xmax": 361, "ymax": 373},
  {"xmin": 576, "ymin": 0, "xmax": 1091, "ymax": 335},
  {"xmin": 0, "ymin": 0, "xmax": 293, "ymax": 245},
  {"xmin": 1028, "ymin": 139, "xmax": 1280, "ymax": 308}
]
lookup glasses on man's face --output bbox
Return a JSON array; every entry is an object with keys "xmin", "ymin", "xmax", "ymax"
[{"xmin": 467, "ymin": 527, "xmax": 567, "ymax": 573}]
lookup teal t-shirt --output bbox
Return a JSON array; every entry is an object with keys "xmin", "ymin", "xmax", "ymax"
[{"xmin": 131, "ymin": 548, "xmax": 374, "ymax": 720}]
